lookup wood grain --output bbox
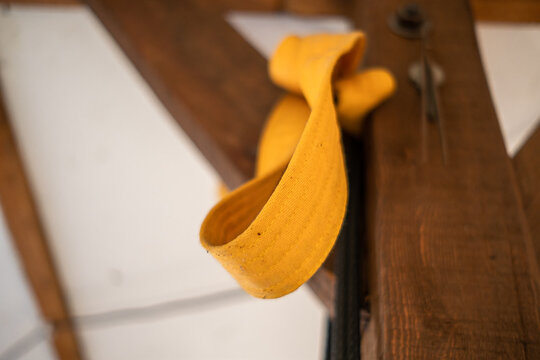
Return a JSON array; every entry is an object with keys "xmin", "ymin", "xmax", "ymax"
[
  {"xmin": 514, "ymin": 124, "xmax": 540, "ymax": 265},
  {"xmin": 471, "ymin": 0, "xmax": 540, "ymax": 22},
  {"xmin": 354, "ymin": 0, "xmax": 540, "ymax": 358},
  {"xmin": 86, "ymin": 0, "xmax": 281, "ymax": 190},
  {"xmin": 0, "ymin": 91, "xmax": 82, "ymax": 358},
  {"xmin": 284, "ymin": 0, "xmax": 347, "ymax": 15},
  {"xmin": 198, "ymin": 0, "xmax": 282, "ymax": 12}
]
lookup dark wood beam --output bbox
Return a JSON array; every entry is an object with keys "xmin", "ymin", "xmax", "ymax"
[
  {"xmin": 0, "ymin": 91, "xmax": 82, "ymax": 358},
  {"xmin": 514, "ymin": 124, "xmax": 540, "ymax": 265},
  {"xmin": 2, "ymin": 0, "xmax": 540, "ymax": 22},
  {"xmin": 197, "ymin": 0, "xmax": 282, "ymax": 12},
  {"xmin": 354, "ymin": 0, "xmax": 540, "ymax": 357},
  {"xmin": 283, "ymin": 0, "xmax": 540, "ymax": 22},
  {"xmin": 86, "ymin": 0, "xmax": 281, "ymax": 190},
  {"xmin": 471, "ymin": 0, "xmax": 540, "ymax": 23}
]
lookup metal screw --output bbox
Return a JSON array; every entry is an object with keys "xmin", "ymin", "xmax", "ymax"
[{"xmin": 388, "ymin": 3, "xmax": 431, "ymax": 39}]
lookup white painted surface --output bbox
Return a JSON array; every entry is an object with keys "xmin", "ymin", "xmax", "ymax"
[
  {"xmin": 0, "ymin": 5, "xmax": 236, "ymax": 315},
  {"xmin": 81, "ymin": 287, "xmax": 325, "ymax": 360},
  {"xmin": 18, "ymin": 341, "xmax": 56, "ymax": 360},
  {"xmin": 476, "ymin": 23, "xmax": 540, "ymax": 156},
  {"xmin": 227, "ymin": 12, "xmax": 352, "ymax": 60},
  {"xmin": 0, "ymin": 6, "xmax": 325, "ymax": 360},
  {"xmin": 0, "ymin": 208, "xmax": 54, "ymax": 359}
]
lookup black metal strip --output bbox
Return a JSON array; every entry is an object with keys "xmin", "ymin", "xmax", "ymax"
[{"xmin": 328, "ymin": 131, "xmax": 365, "ymax": 360}]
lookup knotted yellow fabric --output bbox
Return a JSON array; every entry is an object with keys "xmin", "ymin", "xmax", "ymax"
[{"xmin": 200, "ymin": 32, "xmax": 395, "ymax": 298}]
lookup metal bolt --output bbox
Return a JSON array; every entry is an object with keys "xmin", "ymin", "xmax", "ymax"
[{"xmin": 388, "ymin": 3, "xmax": 431, "ymax": 39}]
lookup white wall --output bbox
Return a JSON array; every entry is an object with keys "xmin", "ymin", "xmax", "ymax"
[
  {"xmin": 0, "ymin": 5, "xmax": 326, "ymax": 360},
  {"xmin": 476, "ymin": 23, "xmax": 540, "ymax": 156},
  {"xmin": 0, "ymin": 207, "xmax": 55, "ymax": 360}
]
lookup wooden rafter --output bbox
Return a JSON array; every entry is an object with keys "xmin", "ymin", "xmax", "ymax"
[
  {"xmin": 513, "ymin": 124, "xmax": 540, "ymax": 264},
  {"xmin": 86, "ymin": 0, "xmax": 280, "ymax": 190},
  {"xmin": 471, "ymin": 0, "xmax": 540, "ymax": 23},
  {"xmin": 0, "ymin": 90, "xmax": 82, "ymax": 359},
  {"xmin": 355, "ymin": 0, "xmax": 540, "ymax": 357}
]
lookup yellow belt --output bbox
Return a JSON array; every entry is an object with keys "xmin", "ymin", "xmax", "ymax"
[{"xmin": 200, "ymin": 32, "xmax": 395, "ymax": 299}]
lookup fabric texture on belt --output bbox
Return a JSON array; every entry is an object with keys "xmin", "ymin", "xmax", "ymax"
[{"xmin": 200, "ymin": 32, "xmax": 395, "ymax": 299}]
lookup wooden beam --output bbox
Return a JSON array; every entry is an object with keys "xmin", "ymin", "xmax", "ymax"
[
  {"xmin": 354, "ymin": 0, "xmax": 540, "ymax": 357},
  {"xmin": 471, "ymin": 0, "xmax": 540, "ymax": 23},
  {"xmin": 210, "ymin": 0, "xmax": 540, "ymax": 23},
  {"xmin": 86, "ymin": 0, "xmax": 280, "ymax": 190},
  {"xmin": 197, "ymin": 0, "xmax": 282, "ymax": 12},
  {"xmin": 284, "ymin": 0, "xmax": 346, "ymax": 15},
  {"xmin": 0, "ymin": 90, "xmax": 82, "ymax": 359},
  {"xmin": 514, "ymin": 124, "xmax": 540, "ymax": 265}
]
